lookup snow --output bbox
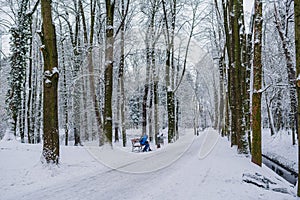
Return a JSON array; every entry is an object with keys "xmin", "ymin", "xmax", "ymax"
[
  {"xmin": 45, "ymin": 79, "xmax": 51, "ymax": 85},
  {"xmin": 0, "ymin": 128, "xmax": 297, "ymax": 200},
  {"xmin": 263, "ymin": 129, "xmax": 298, "ymax": 173},
  {"xmin": 44, "ymin": 70, "xmax": 51, "ymax": 77},
  {"xmin": 2, "ymin": 128, "xmax": 15, "ymax": 141},
  {"xmin": 297, "ymin": 74, "xmax": 300, "ymax": 81},
  {"xmin": 52, "ymin": 67, "xmax": 59, "ymax": 75}
]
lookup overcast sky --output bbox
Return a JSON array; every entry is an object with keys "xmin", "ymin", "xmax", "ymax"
[
  {"xmin": 0, "ymin": 1, "xmax": 256, "ymax": 58},
  {"xmin": 244, "ymin": 0, "xmax": 254, "ymax": 14}
]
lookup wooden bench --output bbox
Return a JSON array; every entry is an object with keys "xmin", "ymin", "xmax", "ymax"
[{"xmin": 131, "ymin": 138, "xmax": 143, "ymax": 152}]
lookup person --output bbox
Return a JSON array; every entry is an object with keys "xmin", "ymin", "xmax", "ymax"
[
  {"xmin": 156, "ymin": 133, "xmax": 164, "ymax": 148},
  {"xmin": 139, "ymin": 135, "xmax": 151, "ymax": 152}
]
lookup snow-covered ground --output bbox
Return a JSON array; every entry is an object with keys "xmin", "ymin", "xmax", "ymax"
[
  {"xmin": 263, "ymin": 129, "xmax": 298, "ymax": 173},
  {"xmin": 0, "ymin": 129, "xmax": 297, "ymax": 200}
]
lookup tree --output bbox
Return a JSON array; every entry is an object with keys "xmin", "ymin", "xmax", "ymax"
[
  {"xmin": 79, "ymin": 0, "xmax": 103, "ymax": 146},
  {"xmin": 221, "ymin": 0, "xmax": 248, "ymax": 153},
  {"xmin": 274, "ymin": 1, "xmax": 297, "ymax": 145},
  {"xmin": 294, "ymin": 0, "xmax": 300, "ymax": 196},
  {"xmin": 40, "ymin": 0, "xmax": 59, "ymax": 164},
  {"xmin": 117, "ymin": 0, "xmax": 130, "ymax": 147},
  {"xmin": 104, "ymin": 0, "xmax": 115, "ymax": 145},
  {"xmin": 161, "ymin": 0, "xmax": 176, "ymax": 143},
  {"xmin": 252, "ymin": 0, "xmax": 263, "ymax": 167},
  {"xmin": 6, "ymin": 0, "xmax": 31, "ymax": 142}
]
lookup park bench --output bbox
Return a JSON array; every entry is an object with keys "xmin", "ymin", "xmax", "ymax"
[{"xmin": 131, "ymin": 138, "xmax": 143, "ymax": 152}]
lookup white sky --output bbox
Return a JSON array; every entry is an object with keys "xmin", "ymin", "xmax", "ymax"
[
  {"xmin": 244, "ymin": 0, "xmax": 254, "ymax": 14},
  {"xmin": 244, "ymin": 0, "xmax": 254, "ymax": 32},
  {"xmin": 0, "ymin": 1, "xmax": 256, "ymax": 58}
]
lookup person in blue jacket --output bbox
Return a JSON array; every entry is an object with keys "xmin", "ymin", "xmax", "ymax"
[{"xmin": 139, "ymin": 135, "xmax": 151, "ymax": 152}]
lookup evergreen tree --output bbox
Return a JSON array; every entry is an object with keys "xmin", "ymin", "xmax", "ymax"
[{"xmin": 6, "ymin": 0, "xmax": 31, "ymax": 141}]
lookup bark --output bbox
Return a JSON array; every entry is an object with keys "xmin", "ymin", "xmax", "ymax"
[
  {"xmin": 104, "ymin": 0, "xmax": 115, "ymax": 145},
  {"xmin": 120, "ymin": 24, "xmax": 126, "ymax": 145},
  {"xmin": 234, "ymin": 0, "xmax": 246, "ymax": 153},
  {"xmin": 213, "ymin": 73, "xmax": 219, "ymax": 130},
  {"xmin": 62, "ymin": 40, "xmax": 69, "ymax": 146},
  {"xmin": 219, "ymin": 56, "xmax": 225, "ymax": 135},
  {"xmin": 147, "ymin": 0, "xmax": 160, "ymax": 145},
  {"xmin": 121, "ymin": 72, "xmax": 126, "ymax": 147},
  {"xmin": 294, "ymin": 0, "xmax": 300, "ymax": 196},
  {"xmin": 231, "ymin": 0, "xmax": 239, "ymax": 147},
  {"xmin": 251, "ymin": 0, "xmax": 263, "ymax": 166},
  {"xmin": 245, "ymin": 18, "xmax": 254, "ymax": 147},
  {"xmin": 27, "ymin": 30, "xmax": 34, "ymax": 143},
  {"xmin": 114, "ymin": 0, "xmax": 130, "ymax": 146},
  {"xmin": 162, "ymin": 0, "xmax": 176, "ymax": 143},
  {"xmin": 223, "ymin": 0, "xmax": 235, "ymax": 143},
  {"xmin": 19, "ymin": 109, "xmax": 24, "ymax": 143},
  {"xmin": 40, "ymin": 0, "xmax": 59, "ymax": 164},
  {"xmin": 149, "ymin": 92, "xmax": 153, "ymax": 141},
  {"xmin": 143, "ymin": 30, "xmax": 151, "ymax": 136},
  {"xmin": 35, "ymin": 51, "xmax": 43, "ymax": 144},
  {"xmin": 82, "ymin": 77, "xmax": 89, "ymax": 141}
]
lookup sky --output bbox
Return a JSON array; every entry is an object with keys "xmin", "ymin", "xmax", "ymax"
[
  {"xmin": 244, "ymin": 0, "xmax": 254, "ymax": 14},
  {"xmin": 0, "ymin": 0, "xmax": 255, "ymax": 58}
]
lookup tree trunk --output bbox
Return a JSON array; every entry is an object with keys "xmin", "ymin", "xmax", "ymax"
[
  {"xmin": 219, "ymin": 56, "xmax": 225, "ymax": 135},
  {"xmin": 40, "ymin": 0, "xmax": 59, "ymax": 164},
  {"xmin": 294, "ymin": 0, "xmax": 300, "ymax": 196},
  {"xmin": 162, "ymin": 0, "xmax": 176, "ymax": 143},
  {"xmin": 104, "ymin": 0, "xmax": 115, "ymax": 145},
  {"xmin": 35, "ymin": 52, "xmax": 43, "ymax": 144},
  {"xmin": 121, "ymin": 73, "xmax": 126, "ymax": 147},
  {"xmin": 27, "ymin": 34, "xmax": 34, "ymax": 144},
  {"xmin": 119, "ymin": 22, "xmax": 126, "ymax": 145},
  {"xmin": 62, "ymin": 43, "xmax": 69, "ymax": 146},
  {"xmin": 58, "ymin": 18, "xmax": 69, "ymax": 146},
  {"xmin": 213, "ymin": 72, "xmax": 219, "ymax": 130},
  {"xmin": 251, "ymin": 0, "xmax": 263, "ymax": 166},
  {"xmin": 19, "ymin": 108, "xmax": 24, "ymax": 143}
]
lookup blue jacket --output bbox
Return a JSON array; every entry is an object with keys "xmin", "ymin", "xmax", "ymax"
[{"xmin": 140, "ymin": 135, "xmax": 148, "ymax": 145}]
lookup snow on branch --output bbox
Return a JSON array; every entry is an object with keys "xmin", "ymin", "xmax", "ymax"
[
  {"xmin": 253, "ymin": 84, "xmax": 272, "ymax": 94},
  {"xmin": 296, "ymin": 74, "xmax": 300, "ymax": 87}
]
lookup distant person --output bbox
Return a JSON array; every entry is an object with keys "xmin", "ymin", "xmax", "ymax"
[{"xmin": 140, "ymin": 135, "xmax": 151, "ymax": 152}]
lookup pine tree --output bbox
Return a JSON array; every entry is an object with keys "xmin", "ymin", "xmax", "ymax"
[{"xmin": 6, "ymin": 0, "xmax": 31, "ymax": 141}]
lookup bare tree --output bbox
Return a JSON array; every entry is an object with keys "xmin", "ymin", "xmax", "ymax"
[
  {"xmin": 252, "ymin": 0, "xmax": 263, "ymax": 167},
  {"xmin": 104, "ymin": 0, "xmax": 115, "ymax": 145},
  {"xmin": 40, "ymin": 0, "xmax": 59, "ymax": 164},
  {"xmin": 294, "ymin": 0, "xmax": 300, "ymax": 196}
]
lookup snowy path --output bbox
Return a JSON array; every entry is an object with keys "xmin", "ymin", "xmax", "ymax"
[{"xmin": 2, "ymin": 129, "xmax": 296, "ymax": 200}]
